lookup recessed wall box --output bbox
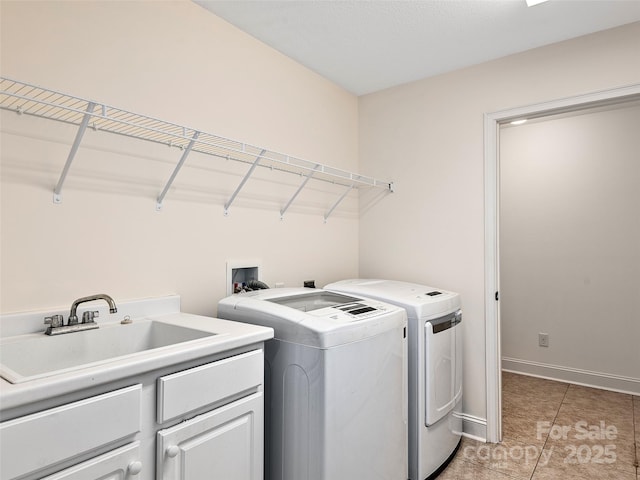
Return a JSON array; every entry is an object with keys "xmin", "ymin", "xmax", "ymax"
[{"xmin": 226, "ymin": 260, "xmax": 262, "ymax": 295}]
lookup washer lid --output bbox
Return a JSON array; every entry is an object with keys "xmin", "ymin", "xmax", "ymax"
[
  {"xmin": 217, "ymin": 288, "xmax": 406, "ymax": 348},
  {"xmin": 324, "ymin": 279, "xmax": 461, "ymax": 320}
]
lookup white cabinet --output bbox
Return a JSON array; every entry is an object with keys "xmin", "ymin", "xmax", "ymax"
[
  {"xmin": 42, "ymin": 442, "xmax": 143, "ymax": 480},
  {"xmin": 0, "ymin": 346, "xmax": 266, "ymax": 480},
  {"xmin": 157, "ymin": 393, "xmax": 263, "ymax": 480}
]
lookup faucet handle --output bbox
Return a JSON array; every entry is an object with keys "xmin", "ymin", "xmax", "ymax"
[
  {"xmin": 82, "ymin": 310, "xmax": 99, "ymax": 324},
  {"xmin": 44, "ymin": 315, "xmax": 64, "ymax": 328}
]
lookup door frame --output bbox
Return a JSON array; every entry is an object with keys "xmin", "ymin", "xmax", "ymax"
[{"xmin": 483, "ymin": 83, "xmax": 640, "ymax": 443}]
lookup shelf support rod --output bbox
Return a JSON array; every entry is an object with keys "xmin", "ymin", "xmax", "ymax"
[
  {"xmin": 156, "ymin": 130, "xmax": 200, "ymax": 210},
  {"xmin": 323, "ymin": 184, "xmax": 354, "ymax": 223},
  {"xmin": 53, "ymin": 101, "xmax": 96, "ymax": 204},
  {"xmin": 280, "ymin": 165, "xmax": 320, "ymax": 219},
  {"xmin": 224, "ymin": 149, "xmax": 266, "ymax": 216}
]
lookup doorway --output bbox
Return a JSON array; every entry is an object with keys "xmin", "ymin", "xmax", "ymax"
[{"xmin": 483, "ymin": 83, "xmax": 640, "ymax": 443}]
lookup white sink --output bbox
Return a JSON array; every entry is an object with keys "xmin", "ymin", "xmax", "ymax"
[{"xmin": 0, "ymin": 320, "xmax": 216, "ymax": 384}]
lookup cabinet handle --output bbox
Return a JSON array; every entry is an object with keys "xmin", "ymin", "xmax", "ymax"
[
  {"xmin": 166, "ymin": 445, "xmax": 180, "ymax": 458},
  {"xmin": 128, "ymin": 461, "xmax": 143, "ymax": 475}
]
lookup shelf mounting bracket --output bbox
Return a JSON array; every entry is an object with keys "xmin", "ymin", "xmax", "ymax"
[
  {"xmin": 280, "ymin": 164, "xmax": 320, "ymax": 219},
  {"xmin": 223, "ymin": 149, "xmax": 266, "ymax": 216},
  {"xmin": 52, "ymin": 101, "xmax": 96, "ymax": 204},
  {"xmin": 156, "ymin": 130, "xmax": 200, "ymax": 210},
  {"xmin": 324, "ymin": 184, "xmax": 355, "ymax": 223}
]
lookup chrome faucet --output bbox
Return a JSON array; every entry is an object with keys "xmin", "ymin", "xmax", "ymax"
[
  {"xmin": 68, "ymin": 294, "xmax": 118, "ymax": 324},
  {"xmin": 44, "ymin": 294, "xmax": 118, "ymax": 335}
]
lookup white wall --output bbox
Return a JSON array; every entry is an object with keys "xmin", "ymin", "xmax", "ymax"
[
  {"xmin": 358, "ymin": 22, "xmax": 640, "ymax": 428},
  {"xmin": 500, "ymin": 102, "xmax": 640, "ymax": 384},
  {"xmin": 0, "ymin": 0, "xmax": 360, "ymax": 315}
]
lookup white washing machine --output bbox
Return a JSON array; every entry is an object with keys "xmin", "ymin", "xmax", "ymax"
[
  {"xmin": 217, "ymin": 288, "xmax": 408, "ymax": 480},
  {"xmin": 324, "ymin": 279, "xmax": 462, "ymax": 480}
]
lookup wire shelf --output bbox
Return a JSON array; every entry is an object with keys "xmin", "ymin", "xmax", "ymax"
[{"xmin": 0, "ymin": 77, "xmax": 393, "ymax": 218}]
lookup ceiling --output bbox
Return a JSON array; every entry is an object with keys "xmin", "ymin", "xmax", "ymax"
[{"xmin": 194, "ymin": 0, "xmax": 640, "ymax": 96}]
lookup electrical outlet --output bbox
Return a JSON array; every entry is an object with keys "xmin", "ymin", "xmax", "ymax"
[
  {"xmin": 538, "ymin": 333, "xmax": 549, "ymax": 347},
  {"xmin": 275, "ymin": 282, "xmax": 285, "ymax": 288}
]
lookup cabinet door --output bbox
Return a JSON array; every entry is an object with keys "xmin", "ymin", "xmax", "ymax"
[
  {"xmin": 157, "ymin": 392, "xmax": 263, "ymax": 480},
  {"xmin": 42, "ymin": 442, "xmax": 142, "ymax": 480}
]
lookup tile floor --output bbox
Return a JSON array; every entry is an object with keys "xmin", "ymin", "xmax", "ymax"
[{"xmin": 436, "ymin": 372, "xmax": 639, "ymax": 479}]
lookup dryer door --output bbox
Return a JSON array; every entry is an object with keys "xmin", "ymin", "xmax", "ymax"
[{"xmin": 424, "ymin": 310, "xmax": 462, "ymax": 426}]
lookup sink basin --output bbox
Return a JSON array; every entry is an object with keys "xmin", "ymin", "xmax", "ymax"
[{"xmin": 0, "ymin": 320, "xmax": 216, "ymax": 384}]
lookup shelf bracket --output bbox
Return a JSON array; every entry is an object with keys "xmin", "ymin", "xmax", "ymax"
[
  {"xmin": 52, "ymin": 101, "xmax": 96, "ymax": 204},
  {"xmin": 323, "ymin": 184, "xmax": 355, "ymax": 223},
  {"xmin": 280, "ymin": 165, "xmax": 320, "ymax": 219},
  {"xmin": 156, "ymin": 131, "xmax": 200, "ymax": 210},
  {"xmin": 223, "ymin": 149, "xmax": 266, "ymax": 216}
]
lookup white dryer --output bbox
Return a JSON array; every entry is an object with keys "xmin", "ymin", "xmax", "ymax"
[
  {"xmin": 324, "ymin": 279, "xmax": 462, "ymax": 480},
  {"xmin": 217, "ymin": 288, "xmax": 408, "ymax": 480}
]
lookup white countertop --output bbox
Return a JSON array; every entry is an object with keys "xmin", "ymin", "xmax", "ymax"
[{"xmin": 0, "ymin": 297, "xmax": 273, "ymax": 412}]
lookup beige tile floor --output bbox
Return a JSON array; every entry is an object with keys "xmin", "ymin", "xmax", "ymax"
[{"xmin": 436, "ymin": 372, "xmax": 639, "ymax": 479}]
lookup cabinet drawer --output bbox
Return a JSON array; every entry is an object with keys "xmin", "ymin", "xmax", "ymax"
[
  {"xmin": 42, "ymin": 442, "xmax": 142, "ymax": 480},
  {"xmin": 157, "ymin": 349, "xmax": 263, "ymax": 423},
  {"xmin": 0, "ymin": 385, "xmax": 141, "ymax": 480}
]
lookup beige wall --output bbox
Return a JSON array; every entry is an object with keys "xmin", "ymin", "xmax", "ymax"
[
  {"xmin": 358, "ymin": 22, "xmax": 640, "ymax": 424},
  {"xmin": 500, "ymin": 102, "xmax": 640, "ymax": 380},
  {"xmin": 0, "ymin": 0, "xmax": 360, "ymax": 315}
]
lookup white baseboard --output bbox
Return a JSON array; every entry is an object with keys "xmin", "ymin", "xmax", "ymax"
[
  {"xmin": 502, "ymin": 357, "xmax": 640, "ymax": 396},
  {"xmin": 460, "ymin": 413, "xmax": 487, "ymax": 443}
]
